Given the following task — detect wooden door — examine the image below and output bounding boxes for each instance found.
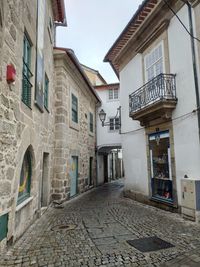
[70,156,78,197]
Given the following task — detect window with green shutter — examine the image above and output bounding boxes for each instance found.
[89,112,94,133]
[0,213,8,241]
[17,149,32,205]
[22,33,32,108]
[44,74,49,110]
[72,94,78,123]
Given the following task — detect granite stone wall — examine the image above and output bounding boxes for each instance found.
[52,51,98,202]
[0,0,55,250]
[0,1,98,251]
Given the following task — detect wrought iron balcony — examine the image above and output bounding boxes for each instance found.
[129,74,177,126]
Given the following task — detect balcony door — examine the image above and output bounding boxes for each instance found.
[145,42,164,82]
[149,131,173,203]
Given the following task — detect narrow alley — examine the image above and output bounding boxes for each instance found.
[1,180,200,267]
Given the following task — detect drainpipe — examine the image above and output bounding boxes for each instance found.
[185,1,200,142]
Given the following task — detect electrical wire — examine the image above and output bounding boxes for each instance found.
[162,0,200,43]
[120,107,199,135]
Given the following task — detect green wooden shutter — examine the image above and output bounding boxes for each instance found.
[44,74,49,109]
[22,34,32,108]
[0,213,8,241]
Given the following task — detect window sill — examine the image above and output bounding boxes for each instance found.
[89,131,94,137]
[108,130,120,133]
[69,120,79,132]
[107,99,119,102]
[16,196,33,212]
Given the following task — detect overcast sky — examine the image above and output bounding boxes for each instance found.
[56,0,142,84]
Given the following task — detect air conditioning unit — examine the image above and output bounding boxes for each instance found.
[181,178,200,221]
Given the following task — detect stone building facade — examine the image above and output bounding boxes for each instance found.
[0,0,99,250]
[52,48,100,201]
[0,0,65,250]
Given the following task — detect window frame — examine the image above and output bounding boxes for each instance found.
[89,112,94,133]
[22,32,33,108]
[109,117,120,132]
[71,93,78,123]
[144,41,165,82]
[108,88,119,101]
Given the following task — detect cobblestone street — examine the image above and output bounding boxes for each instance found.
[1,180,200,267]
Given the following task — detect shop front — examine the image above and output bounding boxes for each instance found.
[149,130,174,205]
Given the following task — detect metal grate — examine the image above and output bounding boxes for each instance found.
[127,236,174,252]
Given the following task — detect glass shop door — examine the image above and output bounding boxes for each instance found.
[149,131,173,203]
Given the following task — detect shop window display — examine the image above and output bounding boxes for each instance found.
[149,131,173,203]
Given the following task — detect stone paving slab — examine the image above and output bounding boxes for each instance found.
[1,180,200,266]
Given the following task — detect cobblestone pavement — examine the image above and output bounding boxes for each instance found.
[1,180,200,267]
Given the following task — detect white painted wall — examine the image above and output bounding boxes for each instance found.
[168,5,200,204]
[96,89,121,148]
[120,4,200,205]
[120,54,149,195]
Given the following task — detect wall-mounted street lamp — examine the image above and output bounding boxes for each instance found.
[98,106,121,130]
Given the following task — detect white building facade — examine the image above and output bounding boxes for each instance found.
[95,83,122,185]
[81,65,123,185]
[105,0,200,220]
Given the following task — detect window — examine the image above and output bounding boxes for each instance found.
[109,117,120,131]
[44,74,49,110]
[71,93,78,123]
[108,88,119,100]
[89,112,94,133]
[0,8,2,28]
[17,149,32,205]
[145,43,164,81]
[22,33,32,108]
[149,131,173,203]
[0,2,3,28]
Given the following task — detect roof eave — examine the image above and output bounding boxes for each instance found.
[52,0,67,26]
[54,47,101,103]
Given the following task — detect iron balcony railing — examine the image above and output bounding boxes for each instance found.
[129,74,177,114]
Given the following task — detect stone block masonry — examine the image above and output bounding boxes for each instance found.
[52,50,98,202]
[0,0,99,251]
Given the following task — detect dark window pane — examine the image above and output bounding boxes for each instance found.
[115,118,120,130]
[109,118,114,131]
[90,112,93,132]
[71,94,78,123]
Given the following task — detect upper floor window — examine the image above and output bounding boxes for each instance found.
[17,149,32,205]
[72,93,78,123]
[22,33,32,108]
[0,2,3,29]
[44,74,49,110]
[108,88,119,100]
[109,117,120,131]
[145,43,164,82]
[89,112,94,133]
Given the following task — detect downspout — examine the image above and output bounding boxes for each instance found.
[186,1,200,142]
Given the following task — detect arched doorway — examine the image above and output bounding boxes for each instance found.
[17,148,32,205]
